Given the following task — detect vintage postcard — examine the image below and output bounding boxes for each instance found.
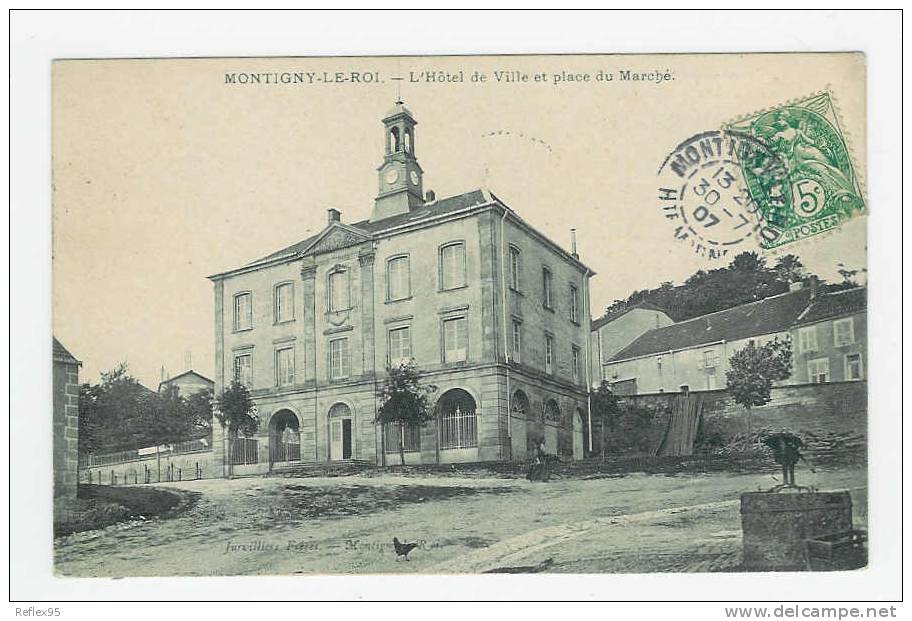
[51,53,868,577]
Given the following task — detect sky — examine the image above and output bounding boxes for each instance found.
[52,54,867,389]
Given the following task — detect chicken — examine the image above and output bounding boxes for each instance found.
[393,537,419,561]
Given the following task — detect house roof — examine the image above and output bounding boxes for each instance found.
[240,189,490,269]
[609,288,814,362]
[158,369,214,391]
[211,188,593,279]
[795,286,867,326]
[52,337,80,365]
[592,301,668,331]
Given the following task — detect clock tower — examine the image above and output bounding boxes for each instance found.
[372,101,424,222]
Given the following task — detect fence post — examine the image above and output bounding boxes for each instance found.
[178,467,182,481]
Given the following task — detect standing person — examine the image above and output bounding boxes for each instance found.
[527,438,547,482]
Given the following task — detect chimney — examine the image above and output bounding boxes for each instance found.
[425,190,436,203]
[160,366,168,382]
[184,350,192,370]
[808,275,819,297]
[570,228,579,259]
[327,208,341,224]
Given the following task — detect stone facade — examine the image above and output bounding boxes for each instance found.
[208,104,592,475]
[53,337,80,517]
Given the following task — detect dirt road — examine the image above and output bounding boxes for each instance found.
[54,467,866,576]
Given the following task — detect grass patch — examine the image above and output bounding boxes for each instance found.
[54,485,199,538]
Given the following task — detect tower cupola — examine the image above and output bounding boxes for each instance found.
[372,101,424,222]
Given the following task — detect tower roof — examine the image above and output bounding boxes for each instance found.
[383,100,415,122]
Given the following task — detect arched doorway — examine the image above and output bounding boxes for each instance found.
[328,403,353,460]
[573,409,585,460]
[269,409,301,467]
[511,390,531,460]
[437,389,477,450]
[543,399,561,455]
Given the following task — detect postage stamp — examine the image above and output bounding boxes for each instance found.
[724,92,866,250]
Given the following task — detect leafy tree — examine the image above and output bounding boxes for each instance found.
[214,380,258,439]
[78,364,215,456]
[214,380,258,478]
[589,380,621,460]
[184,388,214,439]
[725,339,793,439]
[376,361,437,465]
[774,254,806,284]
[600,251,814,322]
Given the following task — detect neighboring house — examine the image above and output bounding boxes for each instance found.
[208,102,593,471]
[603,285,817,394]
[790,287,867,384]
[53,337,80,516]
[590,302,674,388]
[158,369,214,397]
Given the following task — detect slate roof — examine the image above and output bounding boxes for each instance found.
[592,301,669,331]
[795,286,867,326]
[609,288,814,361]
[52,337,80,365]
[246,189,490,268]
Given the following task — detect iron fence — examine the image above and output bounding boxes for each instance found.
[229,437,259,465]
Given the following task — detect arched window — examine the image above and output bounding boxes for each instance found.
[404,129,412,153]
[387,255,410,301]
[439,242,466,290]
[390,127,401,152]
[328,269,350,311]
[544,399,561,423]
[438,388,477,449]
[509,245,522,290]
[511,390,530,419]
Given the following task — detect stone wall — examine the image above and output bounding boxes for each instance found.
[53,359,80,516]
[617,381,867,461]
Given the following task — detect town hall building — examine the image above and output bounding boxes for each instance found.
[209,102,593,474]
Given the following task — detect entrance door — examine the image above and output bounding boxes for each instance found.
[330,418,353,460]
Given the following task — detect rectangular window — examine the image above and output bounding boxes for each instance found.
[572,345,581,383]
[387,256,411,301]
[329,338,351,379]
[388,326,412,366]
[798,326,818,353]
[440,242,466,290]
[509,246,521,290]
[512,320,522,363]
[274,283,294,323]
[275,347,295,386]
[845,353,864,380]
[384,423,421,453]
[329,270,350,312]
[807,357,830,383]
[833,318,855,347]
[443,317,468,363]
[233,353,252,387]
[569,284,579,323]
[545,334,554,374]
[234,292,252,331]
[703,349,720,369]
[542,267,553,309]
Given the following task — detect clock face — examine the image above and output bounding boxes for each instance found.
[385,168,400,185]
[409,170,419,186]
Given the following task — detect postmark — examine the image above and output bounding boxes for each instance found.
[657,130,787,259]
[725,92,865,249]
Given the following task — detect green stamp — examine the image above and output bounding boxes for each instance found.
[725,92,865,249]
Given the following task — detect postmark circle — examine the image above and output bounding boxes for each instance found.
[657,130,788,259]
